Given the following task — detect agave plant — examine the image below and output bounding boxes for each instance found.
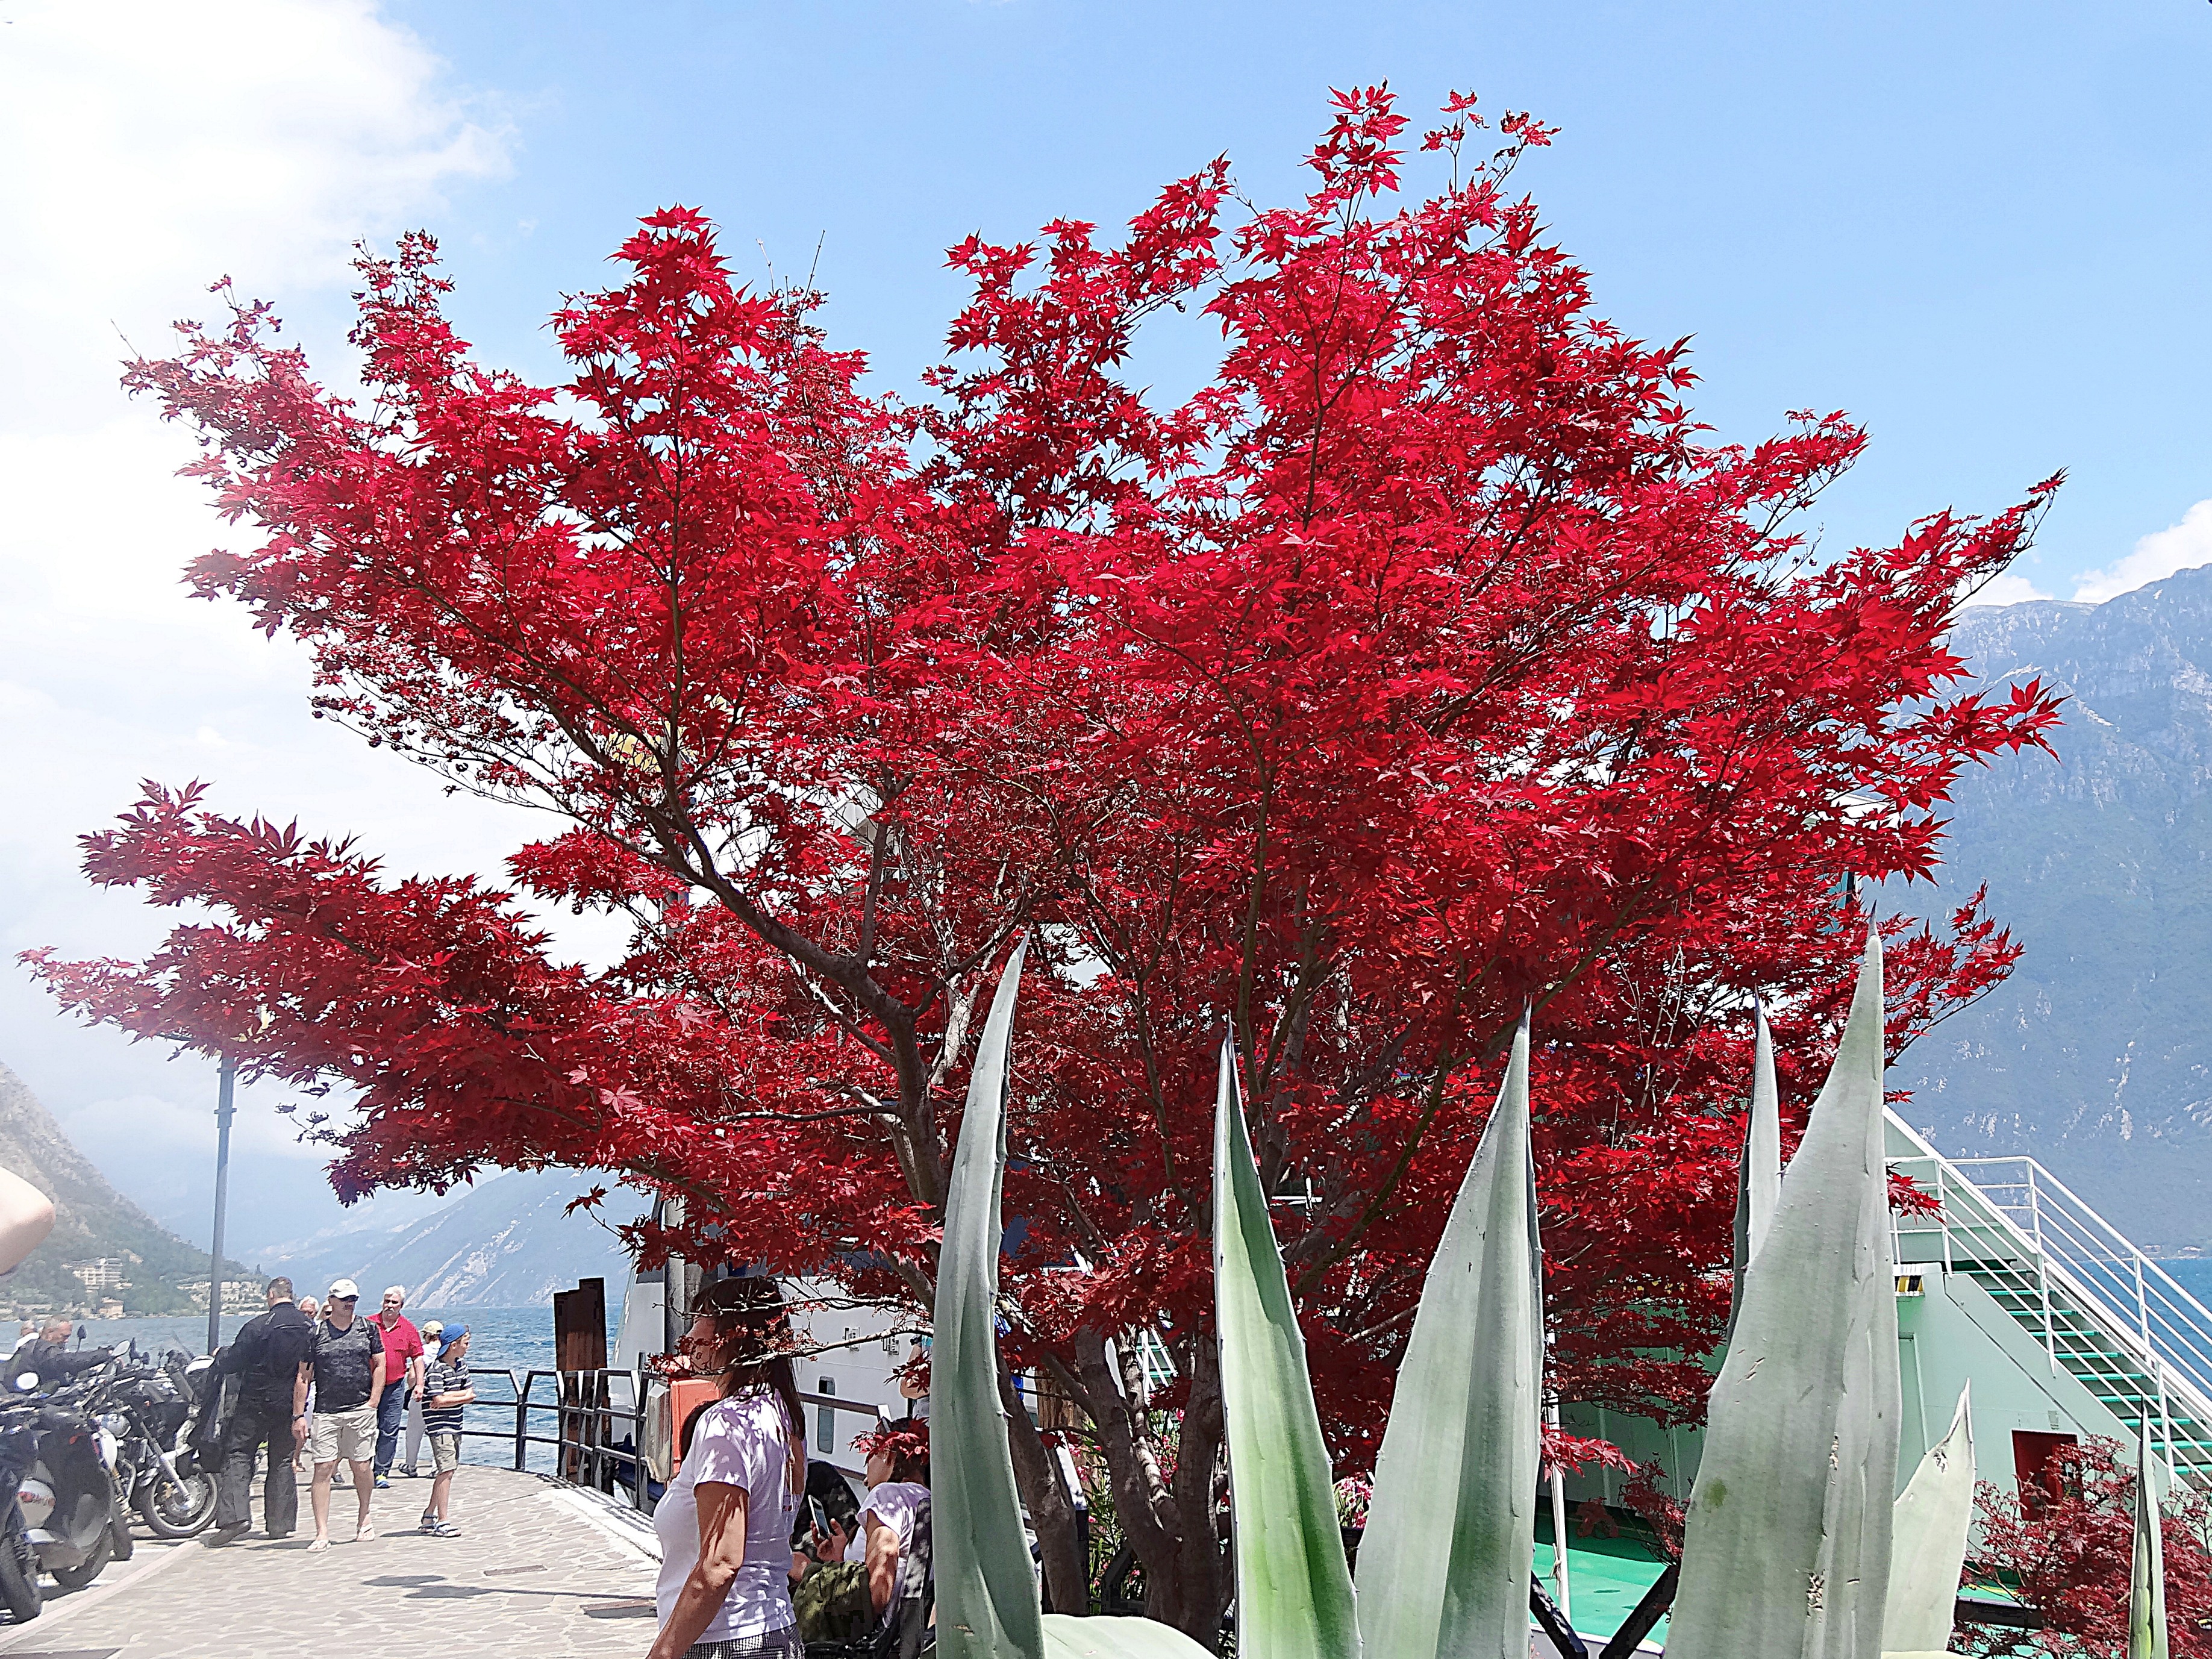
[2133,1423,2169,1659]
[932,938,1217,1659]
[1213,1014,1544,1659]
[1667,933,1902,1659]
[941,929,1939,1659]
[1881,1386,1973,1659]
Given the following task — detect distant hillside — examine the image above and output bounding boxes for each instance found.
[257,1168,635,1308]
[0,1060,255,1315]
[1893,564,2212,1251]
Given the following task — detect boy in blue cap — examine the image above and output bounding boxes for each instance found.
[419,1325,473,1536]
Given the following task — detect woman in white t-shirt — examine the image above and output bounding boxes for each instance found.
[850,1423,931,1620]
[648,1278,809,1659]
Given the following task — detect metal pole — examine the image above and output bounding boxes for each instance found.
[1546,1397,1571,1628]
[2027,1164,2057,1374]
[205,1055,237,1355]
[661,1197,688,1358]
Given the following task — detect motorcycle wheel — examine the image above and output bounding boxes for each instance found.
[135,1471,216,1539]
[0,1525,39,1624]
[49,1528,111,1592]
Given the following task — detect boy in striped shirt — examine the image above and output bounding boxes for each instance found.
[419,1326,473,1536]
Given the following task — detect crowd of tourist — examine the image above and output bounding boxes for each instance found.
[0,1201,935,1659]
[204,1277,472,1549]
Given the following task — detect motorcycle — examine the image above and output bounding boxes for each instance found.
[87,1346,215,1540]
[0,1409,43,1624]
[0,1378,123,1600]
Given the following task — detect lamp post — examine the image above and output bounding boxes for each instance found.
[205,1055,236,1355]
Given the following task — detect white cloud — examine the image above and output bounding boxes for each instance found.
[0,0,510,431]
[2073,499,2212,604]
[0,3,549,1240]
[1963,572,2055,608]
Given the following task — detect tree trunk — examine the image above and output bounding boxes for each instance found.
[1154,1337,1231,1643]
[1072,1328,1233,1645]
[1004,1369,1090,1617]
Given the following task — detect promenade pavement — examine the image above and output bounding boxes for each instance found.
[0,1466,665,1658]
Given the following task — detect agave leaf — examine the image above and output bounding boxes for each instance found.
[1355,1012,1540,1659]
[1043,1615,1217,1659]
[1213,1034,1361,1659]
[934,939,1046,1659]
[2132,1424,2169,1659]
[1726,1002,1782,1341]
[1667,932,1902,1659]
[1882,1386,1973,1655]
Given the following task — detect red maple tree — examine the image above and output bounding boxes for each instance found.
[1963,1437,2212,1658]
[30,89,2061,1634]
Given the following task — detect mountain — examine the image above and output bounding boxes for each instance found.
[0,1059,255,1315]
[255,1167,636,1308]
[1892,564,2212,1251]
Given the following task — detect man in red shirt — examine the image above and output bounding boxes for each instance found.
[369,1285,426,1489]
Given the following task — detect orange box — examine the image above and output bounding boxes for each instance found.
[669,1377,722,1468]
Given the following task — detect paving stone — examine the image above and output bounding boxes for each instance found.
[0,1468,662,1657]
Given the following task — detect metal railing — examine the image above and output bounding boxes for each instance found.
[454,1372,883,1512]
[1887,1115,2212,1489]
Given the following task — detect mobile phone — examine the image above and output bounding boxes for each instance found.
[808,1496,830,1540]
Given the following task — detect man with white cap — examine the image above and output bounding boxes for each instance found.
[367,1284,424,1489]
[295,1277,386,1550]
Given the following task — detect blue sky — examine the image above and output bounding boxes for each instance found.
[0,0,2206,1257]
[384,0,2212,600]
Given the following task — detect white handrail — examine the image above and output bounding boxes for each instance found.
[1940,1158,2212,1398]
[1886,1122,2212,1481]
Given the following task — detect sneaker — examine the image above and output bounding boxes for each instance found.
[399,1464,418,1478]
[203,1522,250,1548]
[426,1520,461,1539]
[374,1476,392,1490]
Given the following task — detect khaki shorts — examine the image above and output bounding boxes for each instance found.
[430,1431,460,1475]
[311,1405,376,1465]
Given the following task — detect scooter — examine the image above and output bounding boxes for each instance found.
[5,1376,126,1595]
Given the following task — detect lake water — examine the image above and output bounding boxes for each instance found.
[67,1304,623,1476]
[2155,1257,2212,1311]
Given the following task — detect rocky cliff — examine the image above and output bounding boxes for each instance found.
[1895,564,2212,1250]
[253,1167,634,1308]
[0,1060,253,1313]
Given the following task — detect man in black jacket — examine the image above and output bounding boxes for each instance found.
[17,1317,111,1391]
[206,1276,315,1544]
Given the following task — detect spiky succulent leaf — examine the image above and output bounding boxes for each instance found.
[934,940,1046,1659]
[1213,1035,1361,1659]
[2132,1425,2169,1659]
[1356,1013,1540,1659]
[1882,1386,1973,1655]
[1667,933,1902,1659]
[1727,1002,1782,1341]
[1043,1616,1217,1659]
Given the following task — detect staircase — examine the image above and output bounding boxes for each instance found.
[1887,1113,2212,1490]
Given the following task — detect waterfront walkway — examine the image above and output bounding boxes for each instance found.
[0,1467,664,1658]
